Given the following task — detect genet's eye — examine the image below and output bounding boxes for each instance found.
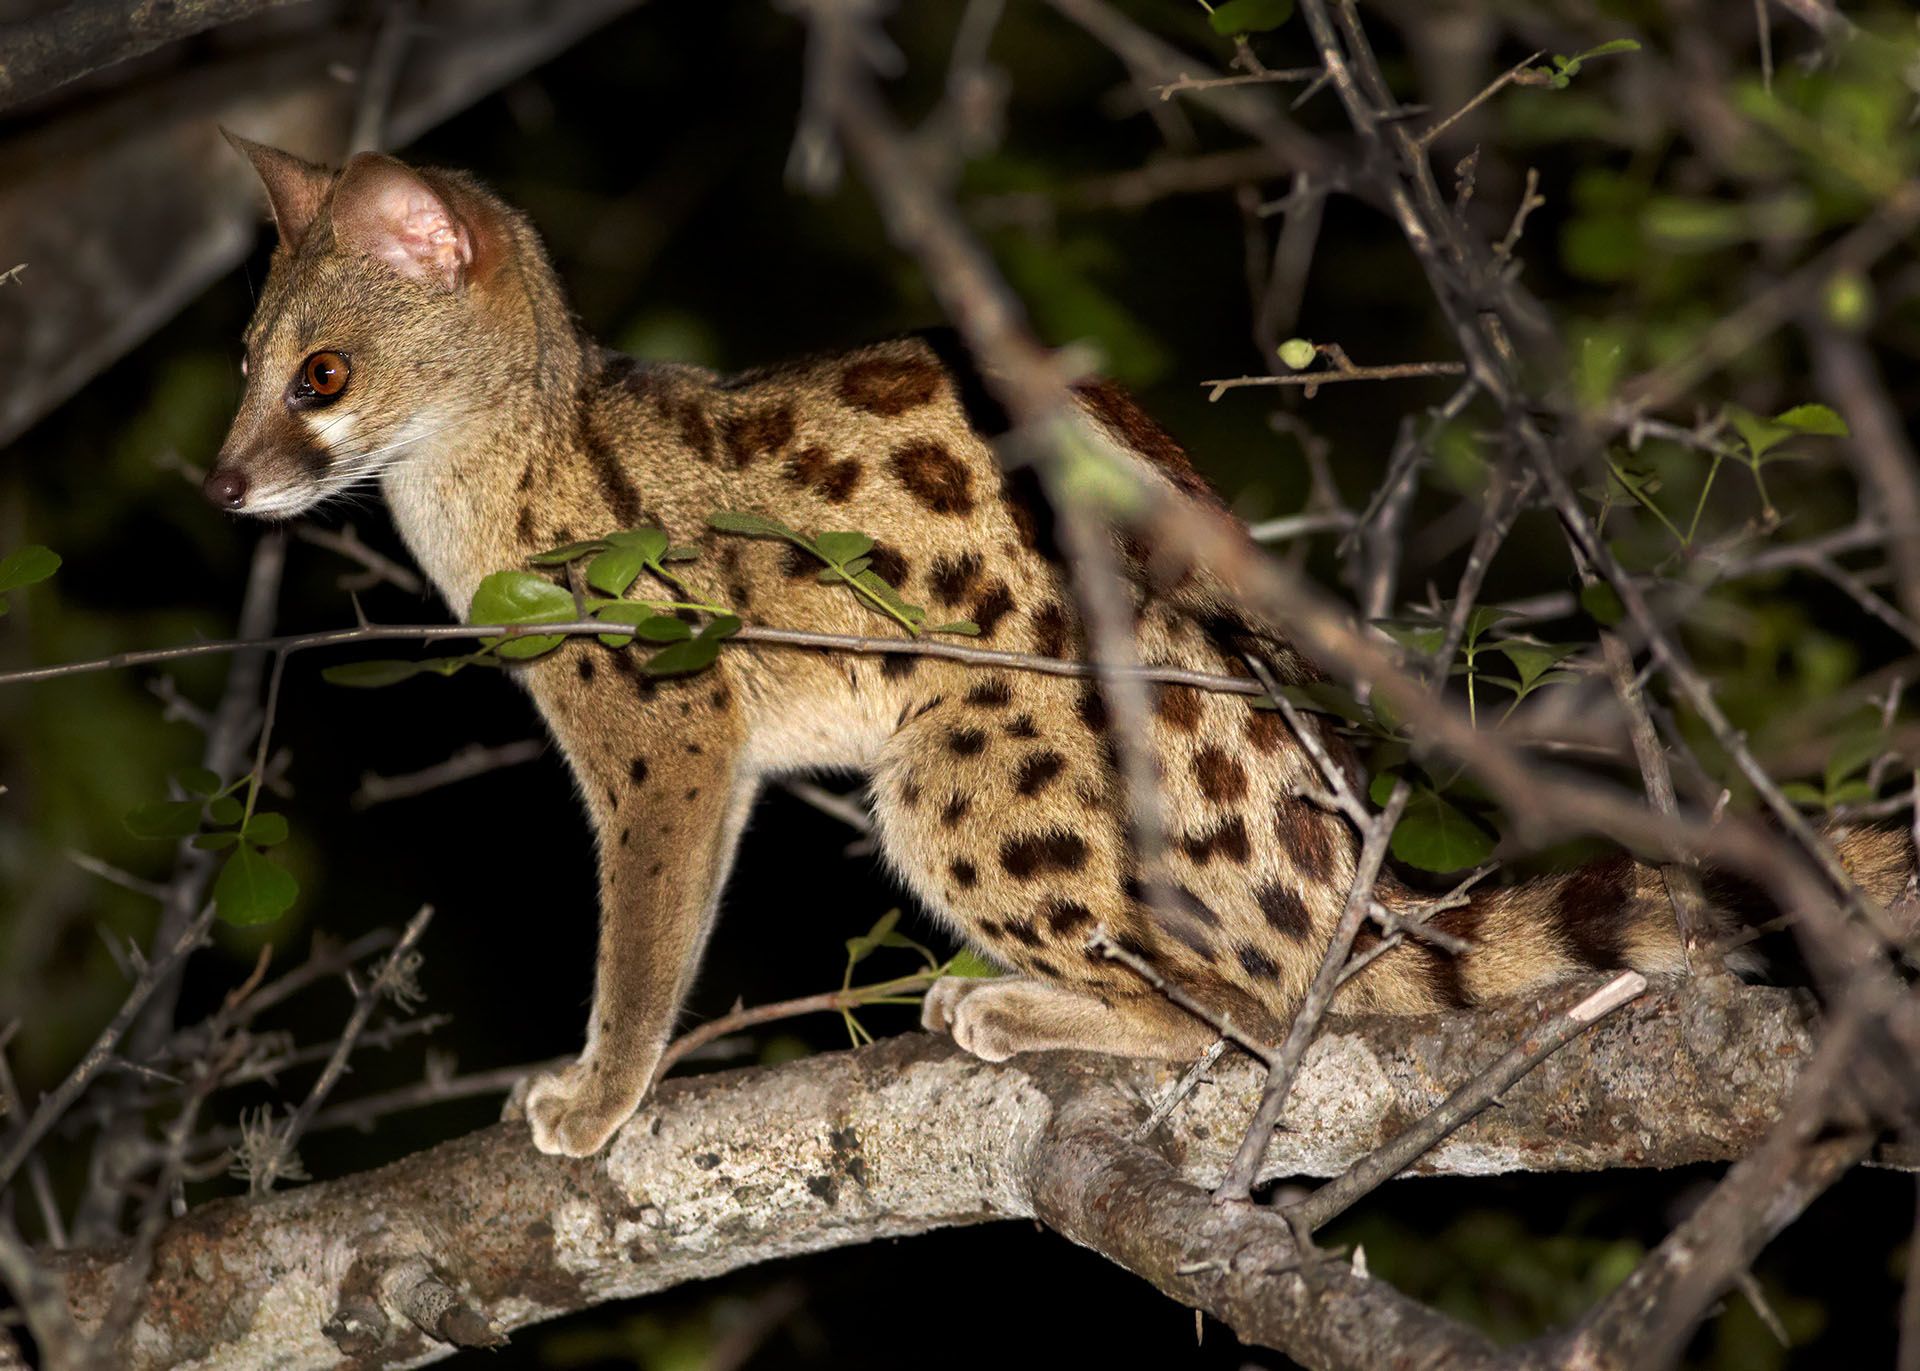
[298,350,350,401]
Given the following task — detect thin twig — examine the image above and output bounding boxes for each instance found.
[1290,971,1646,1231]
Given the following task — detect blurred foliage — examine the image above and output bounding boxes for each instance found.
[4,0,1920,1366]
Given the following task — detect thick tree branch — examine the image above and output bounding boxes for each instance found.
[42,985,1884,1369]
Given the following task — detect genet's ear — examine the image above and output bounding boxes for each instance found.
[329,152,474,291]
[221,129,334,251]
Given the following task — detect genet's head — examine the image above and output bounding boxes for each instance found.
[207,133,523,519]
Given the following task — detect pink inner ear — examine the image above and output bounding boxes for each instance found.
[332,156,474,289]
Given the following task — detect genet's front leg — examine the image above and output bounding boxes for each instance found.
[523,652,753,1157]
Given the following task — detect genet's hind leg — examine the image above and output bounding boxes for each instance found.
[924,975,1216,1063]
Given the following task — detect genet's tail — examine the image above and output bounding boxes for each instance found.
[1341,825,1915,1014]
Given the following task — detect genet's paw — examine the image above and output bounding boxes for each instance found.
[524,1058,642,1157]
[920,974,983,1036]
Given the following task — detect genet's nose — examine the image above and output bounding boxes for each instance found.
[203,467,249,509]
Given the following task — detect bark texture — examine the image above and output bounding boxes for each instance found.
[43,984,1862,1370]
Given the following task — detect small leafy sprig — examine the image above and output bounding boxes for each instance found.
[1587,402,1849,551]
[1526,39,1641,90]
[708,512,978,636]
[324,525,742,686]
[125,768,297,925]
[838,908,996,1046]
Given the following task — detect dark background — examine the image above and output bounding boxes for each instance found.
[4,1,1918,1366]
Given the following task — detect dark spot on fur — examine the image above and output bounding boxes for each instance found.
[722,403,795,469]
[1005,714,1038,739]
[950,859,978,889]
[784,444,862,502]
[999,919,1045,949]
[965,678,1012,708]
[630,757,649,785]
[882,655,919,681]
[1194,746,1248,803]
[1015,750,1066,797]
[781,544,818,579]
[618,827,631,847]
[577,656,596,683]
[1155,685,1202,732]
[867,542,910,586]
[969,581,1016,638]
[1076,686,1110,733]
[1182,815,1251,866]
[889,441,974,515]
[685,787,700,801]
[1278,796,1342,883]
[998,464,1061,561]
[930,552,983,607]
[1000,831,1089,879]
[941,795,971,827]
[900,778,921,808]
[1257,882,1313,941]
[1554,853,1632,967]
[666,396,715,463]
[1032,602,1072,659]
[1237,944,1280,979]
[1044,898,1094,936]
[839,354,944,416]
[1246,708,1289,753]
[948,727,988,757]
[711,685,732,710]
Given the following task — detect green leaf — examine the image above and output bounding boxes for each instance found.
[661,544,702,563]
[593,602,695,648]
[853,570,924,623]
[1375,620,1447,656]
[708,511,800,540]
[1824,726,1885,791]
[813,531,874,566]
[469,570,575,661]
[0,544,60,594]
[192,831,239,851]
[846,909,904,967]
[1391,788,1498,873]
[1724,404,1793,461]
[1208,0,1293,36]
[1580,581,1625,627]
[125,800,203,840]
[1368,770,1401,808]
[175,767,223,797]
[243,812,289,847]
[322,659,427,688]
[528,539,607,566]
[1463,605,1519,648]
[942,949,1000,979]
[929,620,981,636]
[1772,403,1849,438]
[643,615,740,677]
[608,527,671,561]
[585,547,646,597]
[1279,681,1369,726]
[1780,781,1825,807]
[1497,640,1584,690]
[1828,779,1877,807]
[206,795,244,826]
[1574,38,1642,60]
[213,845,299,926]
[585,528,674,598]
